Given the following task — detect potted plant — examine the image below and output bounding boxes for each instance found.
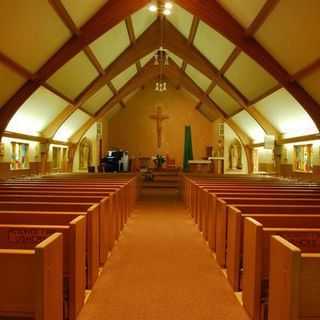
[153,154,166,169]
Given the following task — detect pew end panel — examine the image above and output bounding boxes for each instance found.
[269,236,320,320]
[226,205,244,292]
[215,199,230,267]
[208,193,217,251]
[242,218,264,320]
[0,233,63,320]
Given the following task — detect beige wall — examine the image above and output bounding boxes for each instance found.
[106,84,214,167]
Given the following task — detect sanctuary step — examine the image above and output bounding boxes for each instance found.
[140,169,181,191]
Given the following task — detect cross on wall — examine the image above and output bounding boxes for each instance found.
[149,105,169,148]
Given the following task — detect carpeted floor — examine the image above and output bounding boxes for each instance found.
[78,192,250,320]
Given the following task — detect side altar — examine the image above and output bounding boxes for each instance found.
[189,157,224,175]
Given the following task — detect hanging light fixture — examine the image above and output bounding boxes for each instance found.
[153,47,169,66]
[148,1,173,16]
[149,1,171,92]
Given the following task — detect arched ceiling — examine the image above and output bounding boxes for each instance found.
[0,0,319,145]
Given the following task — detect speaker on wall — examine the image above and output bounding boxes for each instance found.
[264,135,275,149]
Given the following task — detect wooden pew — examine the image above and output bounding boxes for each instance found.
[242,218,320,320]
[200,191,320,252]
[189,184,320,229]
[268,235,320,320]
[0,176,136,220]
[0,185,126,237]
[0,194,114,264]
[216,199,320,268]
[0,215,86,320]
[0,202,99,288]
[226,204,320,291]
[0,233,63,320]
[0,179,136,260]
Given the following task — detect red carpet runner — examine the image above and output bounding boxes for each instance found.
[78,193,250,320]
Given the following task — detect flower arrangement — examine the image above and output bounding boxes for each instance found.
[152,154,166,169]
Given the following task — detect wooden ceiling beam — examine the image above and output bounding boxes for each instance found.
[248,83,282,105]
[78,107,93,117]
[95,62,159,120]
[50,0,129,111]
[83,47,105,75]
[107,82,127,109]
[75,20,161,106]
[126,16,143,72]
[205,0,278,98]
[48,0,80,35]
[164,61,226,119]
[179,16,199,82]
[175,0,320,130]
[69,118,96,143]
[246,108,280,138]
[0,0,149,136]
[195,103,213,122]
[163,20,249,107]
[42,83,74,104]
[188,16,200,44]
[41,104,77,138]
[43,21,161,139]
[71,59,253,146]
[125,17,136,43]
[245,0,280,36]
[2,130,71,146]
[0,52,33,79]
[220,47,241,75]
[293,58,320,81]
[225,119,252,146]
[70,61,160,143]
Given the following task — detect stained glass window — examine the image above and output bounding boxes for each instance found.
[10,142,29,170]
[294,144,312,172]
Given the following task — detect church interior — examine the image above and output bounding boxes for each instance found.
[0,1,319,319]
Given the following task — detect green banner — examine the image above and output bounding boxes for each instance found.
[183,125,193,171]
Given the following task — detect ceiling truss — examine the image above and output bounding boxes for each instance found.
[0,0,318,149]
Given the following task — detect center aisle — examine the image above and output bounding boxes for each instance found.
[78,192,250,320]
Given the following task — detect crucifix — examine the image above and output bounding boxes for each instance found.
[149,105,169,148]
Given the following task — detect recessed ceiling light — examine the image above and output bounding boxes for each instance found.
[148,4,158,12]
[164,2,173,10]
[163,8,171,16]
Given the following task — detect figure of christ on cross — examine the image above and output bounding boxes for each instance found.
[149,105,169,148]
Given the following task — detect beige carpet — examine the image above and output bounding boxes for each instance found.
[78,192,250,320]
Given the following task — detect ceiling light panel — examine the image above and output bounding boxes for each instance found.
[82,84,114,115]
[194,21,235,69]
[6,86,68,136]
[47,51,99,100]
[132,5,157,38]
[166,4,193,38]
[90,21,130,69]
[0,62,26,109]
[111,65,138,91]
[61,0,108,28]
[185,65,211,92]
[0,0,71,73]
[224,52,278,100]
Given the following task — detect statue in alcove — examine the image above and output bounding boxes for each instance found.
[228,139,242,170]
[79,137,92,170]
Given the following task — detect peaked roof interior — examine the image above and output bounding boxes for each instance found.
[0,0,319,145]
